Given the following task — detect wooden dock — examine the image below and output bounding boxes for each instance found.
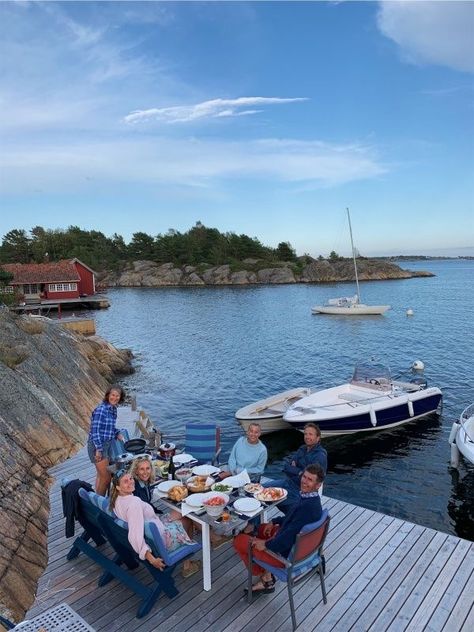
[25,409,474,632]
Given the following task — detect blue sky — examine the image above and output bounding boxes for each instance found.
[0,1,473,257]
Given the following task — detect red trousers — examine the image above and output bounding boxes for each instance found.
[234,524,285,576]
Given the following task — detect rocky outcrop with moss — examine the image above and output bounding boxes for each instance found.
[0,310,133,624]
[99,257,433,288]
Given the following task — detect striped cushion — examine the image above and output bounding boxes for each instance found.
[185,423,218,464]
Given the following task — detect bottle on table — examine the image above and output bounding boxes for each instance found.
[168,456,176,480]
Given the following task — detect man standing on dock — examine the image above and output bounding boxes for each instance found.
[265,422,327,513]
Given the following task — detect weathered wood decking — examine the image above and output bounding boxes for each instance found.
[26,410,473,632]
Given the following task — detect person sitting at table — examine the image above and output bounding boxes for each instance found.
[218,423,267,482]
[264,422,327,513]
[233,463,324,596]
[129,455,163,514]
[110,469,201,577]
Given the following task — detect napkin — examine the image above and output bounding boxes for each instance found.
[223,470,251,488]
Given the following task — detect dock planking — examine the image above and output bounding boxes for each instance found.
[25,407,473,631]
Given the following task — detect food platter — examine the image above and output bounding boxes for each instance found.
[157,480,181,493]
[243,483,263,495]
[254,487,288,502]
[233,497,261,513]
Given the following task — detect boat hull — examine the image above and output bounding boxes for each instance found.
[283,385,442,436]
[312,304,390,315]
[455,416,474,465]
[236,387,311,435]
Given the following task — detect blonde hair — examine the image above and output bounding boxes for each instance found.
[129,456,155,485]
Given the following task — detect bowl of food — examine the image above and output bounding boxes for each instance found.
[187,475,212,493]
[203,493,229,517]
[211,482,233,493]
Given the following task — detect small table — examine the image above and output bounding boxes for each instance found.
[154,488,282,591]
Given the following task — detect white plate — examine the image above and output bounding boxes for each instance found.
[174,453,195,466]
[185,492,209,508]
[234,497,261,513]
[192,464,220,476]
[157,480,182,493]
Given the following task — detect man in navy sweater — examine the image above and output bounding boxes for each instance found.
[264,422,327,513]
[234,463,325,596]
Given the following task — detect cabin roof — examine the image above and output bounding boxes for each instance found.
[1,260,82,284]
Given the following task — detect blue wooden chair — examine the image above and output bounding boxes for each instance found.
[66,488,201,618]
[184,422,221,465]
[247,509,330,631]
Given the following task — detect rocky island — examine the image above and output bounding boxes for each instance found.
[0,310,133,624]
[99,257,433,288]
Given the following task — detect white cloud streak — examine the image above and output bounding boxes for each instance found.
[123,97,308,124]
[0,136,386,195]
[377,1,474,73]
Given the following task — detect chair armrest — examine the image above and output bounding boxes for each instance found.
[247,537,290,568]
[262,548,291,568]
[212,447,222,465]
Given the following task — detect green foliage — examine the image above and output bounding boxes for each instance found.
[0,221,299,270]
[275,241,297,262]
[329,250,341,262]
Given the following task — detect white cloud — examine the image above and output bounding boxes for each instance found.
[123,97,308,124]
[377,1,474,72]
[0,135,386,195]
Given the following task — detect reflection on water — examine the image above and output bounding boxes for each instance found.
[88,260,474,541]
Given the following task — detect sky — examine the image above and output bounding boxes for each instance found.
[0,1,473,258]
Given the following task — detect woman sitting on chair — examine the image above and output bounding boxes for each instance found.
[109,469,201,577]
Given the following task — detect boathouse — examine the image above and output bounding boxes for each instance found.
[0,258,96,302]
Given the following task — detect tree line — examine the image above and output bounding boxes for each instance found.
[0,222,299,271]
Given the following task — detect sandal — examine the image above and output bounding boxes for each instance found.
[182,559,201,578]
[244,575,276,596]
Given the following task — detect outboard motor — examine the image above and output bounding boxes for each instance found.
[410,376,428,390]
[410,360,427,389]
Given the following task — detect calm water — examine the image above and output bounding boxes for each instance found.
[89,260,474,540]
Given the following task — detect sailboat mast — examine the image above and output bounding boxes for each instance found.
[346,207,361,303]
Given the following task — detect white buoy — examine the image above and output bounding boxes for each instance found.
[406,308,414,316]
[412,360,425,372]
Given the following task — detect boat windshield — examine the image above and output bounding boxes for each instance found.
[327,295,358,307]
[351,361,392,390]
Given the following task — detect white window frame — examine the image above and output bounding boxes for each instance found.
[0,285,14,294]
[48,283,78,292]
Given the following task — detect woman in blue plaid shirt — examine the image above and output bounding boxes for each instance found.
[87,385,125,495]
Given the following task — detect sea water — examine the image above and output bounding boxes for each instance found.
[90,259,474,540]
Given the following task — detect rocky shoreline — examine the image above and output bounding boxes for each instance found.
[98,258,433,288]
[0,310,133,624]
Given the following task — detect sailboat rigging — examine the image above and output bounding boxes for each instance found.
[312,208,391,315]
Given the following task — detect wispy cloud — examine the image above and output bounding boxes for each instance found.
[0,135,386,195]
[377,1,474,73]
[123,97,308,124]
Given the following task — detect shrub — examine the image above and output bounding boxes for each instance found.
[0,343,29,368]
[18,318,45,335]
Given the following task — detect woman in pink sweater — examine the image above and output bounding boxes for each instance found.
[109,470,200,578]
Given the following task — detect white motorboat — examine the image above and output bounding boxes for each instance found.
[312,208,391,316]
[235,387,312,434]
[283,360,442,436]
[449,404,474,466]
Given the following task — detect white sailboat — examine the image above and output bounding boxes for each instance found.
[312,208,391,316]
